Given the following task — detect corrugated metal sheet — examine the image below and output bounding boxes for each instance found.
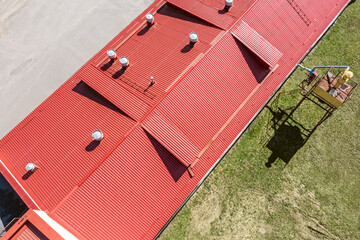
[0,80,135,211]
[55,126,190,240]
[94,4,222,107]
[78,65,150,121]
[167,0,258,30]
[14,222,48,240]
[156,32,268,149]
[241,0,311,55]
[231,20,283,67]
[142,110,200,166]
[0,0,352,239]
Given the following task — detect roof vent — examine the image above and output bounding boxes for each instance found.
[25,163,36,171]
[189,32,198,46]
[224,0,233,11]
[107,49,117,61]
[146,13,154,27]
[92,130,104,141]
[150,76,155,86]
[120,56,129,69]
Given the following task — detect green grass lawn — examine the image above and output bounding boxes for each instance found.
[160,1,360,239]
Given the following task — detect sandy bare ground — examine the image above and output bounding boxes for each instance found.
[0,0,153,138]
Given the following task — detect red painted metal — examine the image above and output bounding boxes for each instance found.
[55,126,189,240]
[167,0,258,30]
[12,223,48,240]
[0,79,135,211]
[156,32,268,149]
[79,64,150,121]
[3,210,63,240]
[142,110,200,166]
[93,4,223,107]
[0,0,352,239]
[231,20,283,67]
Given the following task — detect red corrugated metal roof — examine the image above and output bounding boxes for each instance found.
[0,0,351,239]
[3,210,63,240]
[13,223,47,240]
[79,64,150,121]
[141,110,200,166]
[92,4,223,107]
[55,125,189,240]
[167,0,258,30]
[0,78,135,211]
[231,20,283,67]
[156,32,268,149]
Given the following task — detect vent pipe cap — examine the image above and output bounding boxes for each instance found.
[146,13,154,23]
[120,56,129,67]
[26,163,35,171]
[189,32,198,43]
[225,0,233,7]
[107,49,116,59]
[92,130,104,141]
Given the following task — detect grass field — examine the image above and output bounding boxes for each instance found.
[160,1,360,239]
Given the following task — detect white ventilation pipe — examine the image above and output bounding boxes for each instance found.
[225,0,233,7]
[225,0,233,10]
[107,49,117,61]
[146,13,154,26]
[26,163,35,171]
[92,130,104,141]
[298,64,350,74]
[189,32,198,46]
[120,56,129,69]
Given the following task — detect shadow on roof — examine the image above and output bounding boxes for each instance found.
[180,44,194,53]
[233,37,269,83]
[137,26,151,36]
[85,140,100,152]
[144,130,187,182]
[72,81,133,120]
[158,4,218,28]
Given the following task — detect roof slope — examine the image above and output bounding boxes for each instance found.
[168,0,258,29]
[0,0,351,239]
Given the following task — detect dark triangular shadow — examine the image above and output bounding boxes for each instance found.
[72,81,133,120]
[144,130,187,182]
[233,36,269,83]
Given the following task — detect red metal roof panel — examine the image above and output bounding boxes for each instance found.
[0,0,352,239]
[3,210,64,240]
[167,0,257,30]
[14,223,48,240]
[93,4,223,107]
[0,79,135,211]
[241,0,312,55]
[78,64,150,121]
[156,32,269,149]
[231,20,283,67]
[141,110,200,166]
[55,126,189,240]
